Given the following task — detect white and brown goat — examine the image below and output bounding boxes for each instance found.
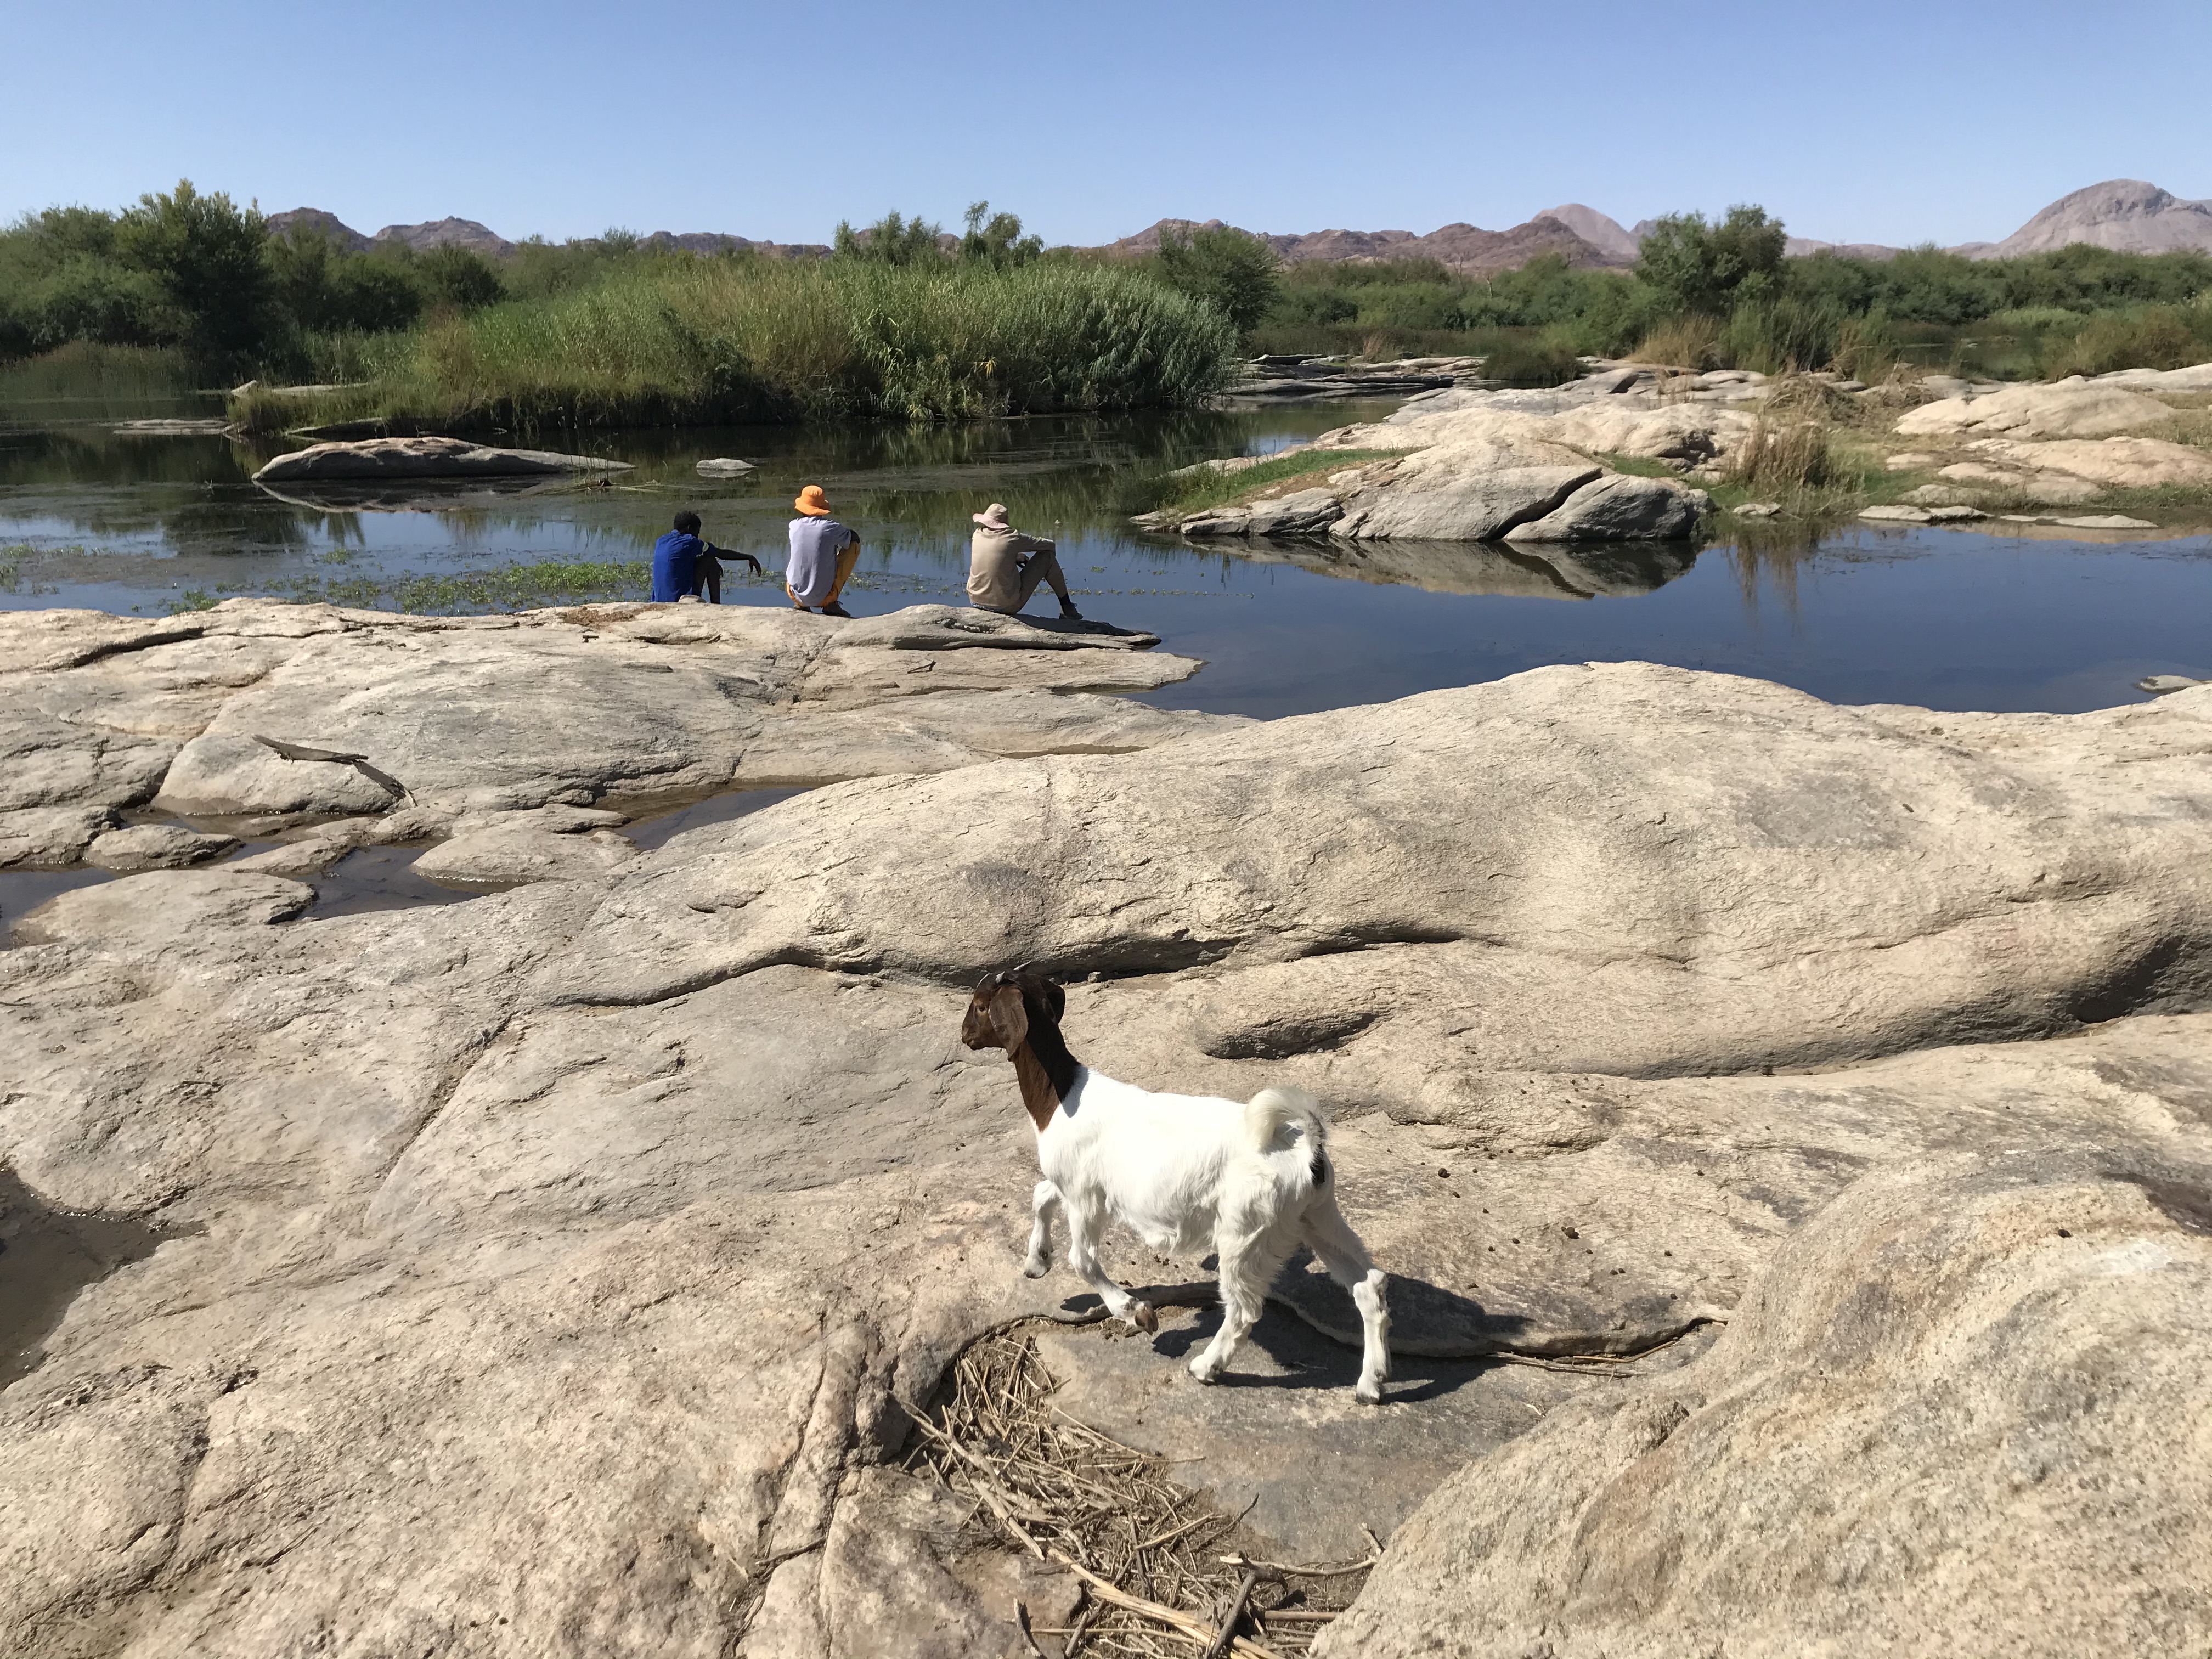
[960,968,1391,1403]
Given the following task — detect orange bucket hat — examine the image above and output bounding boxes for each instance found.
[793,484,833,517]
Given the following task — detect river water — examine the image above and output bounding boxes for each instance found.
[5,396,2208,719]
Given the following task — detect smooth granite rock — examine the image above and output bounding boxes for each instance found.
[4,666,2211,1658]
[1895,381,2180,441]
[1315,1153,2212,1659]
[83,823,240,872]
[0,600,1228,861]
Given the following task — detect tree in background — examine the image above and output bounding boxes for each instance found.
[1635,205,1786,316]
[1154,224,1280,337]
[832,211,946,266]
[959,201,1042,268]
[114,180,269,352]
[416,244,507,311]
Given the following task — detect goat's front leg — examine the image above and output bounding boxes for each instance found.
[1023,1180,1062,1279]
[1066,1205,1156,1333]
[1189,1231,1280,1386]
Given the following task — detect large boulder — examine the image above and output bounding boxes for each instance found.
[1314,1153,2212,1659]
[1503,472,1707,541]
[1330,452,1602,539]
[1895,380,2179,440]
[252,436,636,483]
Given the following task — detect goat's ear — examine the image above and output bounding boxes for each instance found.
[986,983,1029,1049]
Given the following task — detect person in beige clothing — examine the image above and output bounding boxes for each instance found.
[967,503,1080,620]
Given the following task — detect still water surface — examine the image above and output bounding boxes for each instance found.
[3,392,2207,720]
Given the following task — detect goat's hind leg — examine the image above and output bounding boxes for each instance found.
[1066,1206,1156,1333]
[1304,1193,1392,1404]
[1188,1230,1281,1386]
[1023,1180,1062,1279]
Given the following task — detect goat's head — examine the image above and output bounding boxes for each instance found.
[960,964,1064,1054]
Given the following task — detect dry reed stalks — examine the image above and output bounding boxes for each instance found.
[903,1328,1374,1657]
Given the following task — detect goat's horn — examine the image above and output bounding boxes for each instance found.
[1011,960,1040,978]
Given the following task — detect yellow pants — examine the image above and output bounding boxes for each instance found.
[788,543,861,609]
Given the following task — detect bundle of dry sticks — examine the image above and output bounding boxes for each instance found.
[902,1328,1380,1658]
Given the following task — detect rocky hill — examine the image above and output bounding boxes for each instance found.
[1103,209,1633,271]
[1982,178,2212,257]
[263,209,827,261]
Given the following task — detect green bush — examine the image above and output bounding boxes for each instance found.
[1635,206,1787,315]
[2042,305,2212,377]
[1151,225,1282,337]
[115,180,270,352]
[1480,332,1583,385]
[1720,294,1847,374]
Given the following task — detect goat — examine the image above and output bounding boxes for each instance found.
[960,967,1392,1403]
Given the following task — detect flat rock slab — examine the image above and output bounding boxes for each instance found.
[252,435,635,483]
[0,600,1224,865]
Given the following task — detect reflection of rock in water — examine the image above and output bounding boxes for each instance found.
[255,476,581,515]
[1237,535,1700,600]
[0,1169,170,1389]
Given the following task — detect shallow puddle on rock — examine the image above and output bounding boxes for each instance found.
[0,867,114,945]
[0,1167,171,1388]
[621,786,809,852]
[292,844,486,917]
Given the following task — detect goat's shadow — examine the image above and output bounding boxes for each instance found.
[1049,1250,1534,1404]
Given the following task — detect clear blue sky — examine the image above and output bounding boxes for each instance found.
[5,0,2206,250]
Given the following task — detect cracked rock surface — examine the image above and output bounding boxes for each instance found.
[3,665,2210,1656]
[0,598,1229,870]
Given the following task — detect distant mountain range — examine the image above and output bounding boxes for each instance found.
[264,180,2212,273]
[1108,180,2212,270]
[262,209,829,261]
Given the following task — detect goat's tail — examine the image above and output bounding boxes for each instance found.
[1244,1086,1327,1163]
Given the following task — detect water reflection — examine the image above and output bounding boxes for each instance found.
[1237,537,1700,600]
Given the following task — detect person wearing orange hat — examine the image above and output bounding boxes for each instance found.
[785,485,861,617]
[967,502,1080,620]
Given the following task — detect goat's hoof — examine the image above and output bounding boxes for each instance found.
[1021,1258,1049,1280]
[1189,1355,1222,1385]
[1356,1379,1386,1405]
[1130,1300,1158,1335]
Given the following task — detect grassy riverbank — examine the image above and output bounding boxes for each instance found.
[234,258,1239,434]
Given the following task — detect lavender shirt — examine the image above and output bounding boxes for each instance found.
[786,516,856,605]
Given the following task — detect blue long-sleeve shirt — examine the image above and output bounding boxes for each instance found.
[650,531,703,602]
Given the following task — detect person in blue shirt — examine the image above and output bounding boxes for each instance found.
[651,510,760,603]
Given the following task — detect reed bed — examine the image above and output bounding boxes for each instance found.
[240,258,1239,435]
[902,1328,1374,1657]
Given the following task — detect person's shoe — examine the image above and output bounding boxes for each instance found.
[821,600,853,619]
[1058,599,1084,621]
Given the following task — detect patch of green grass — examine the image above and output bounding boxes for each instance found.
[235,557,670,614]
[163,588,219,613]
[1136,448,1402,516]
